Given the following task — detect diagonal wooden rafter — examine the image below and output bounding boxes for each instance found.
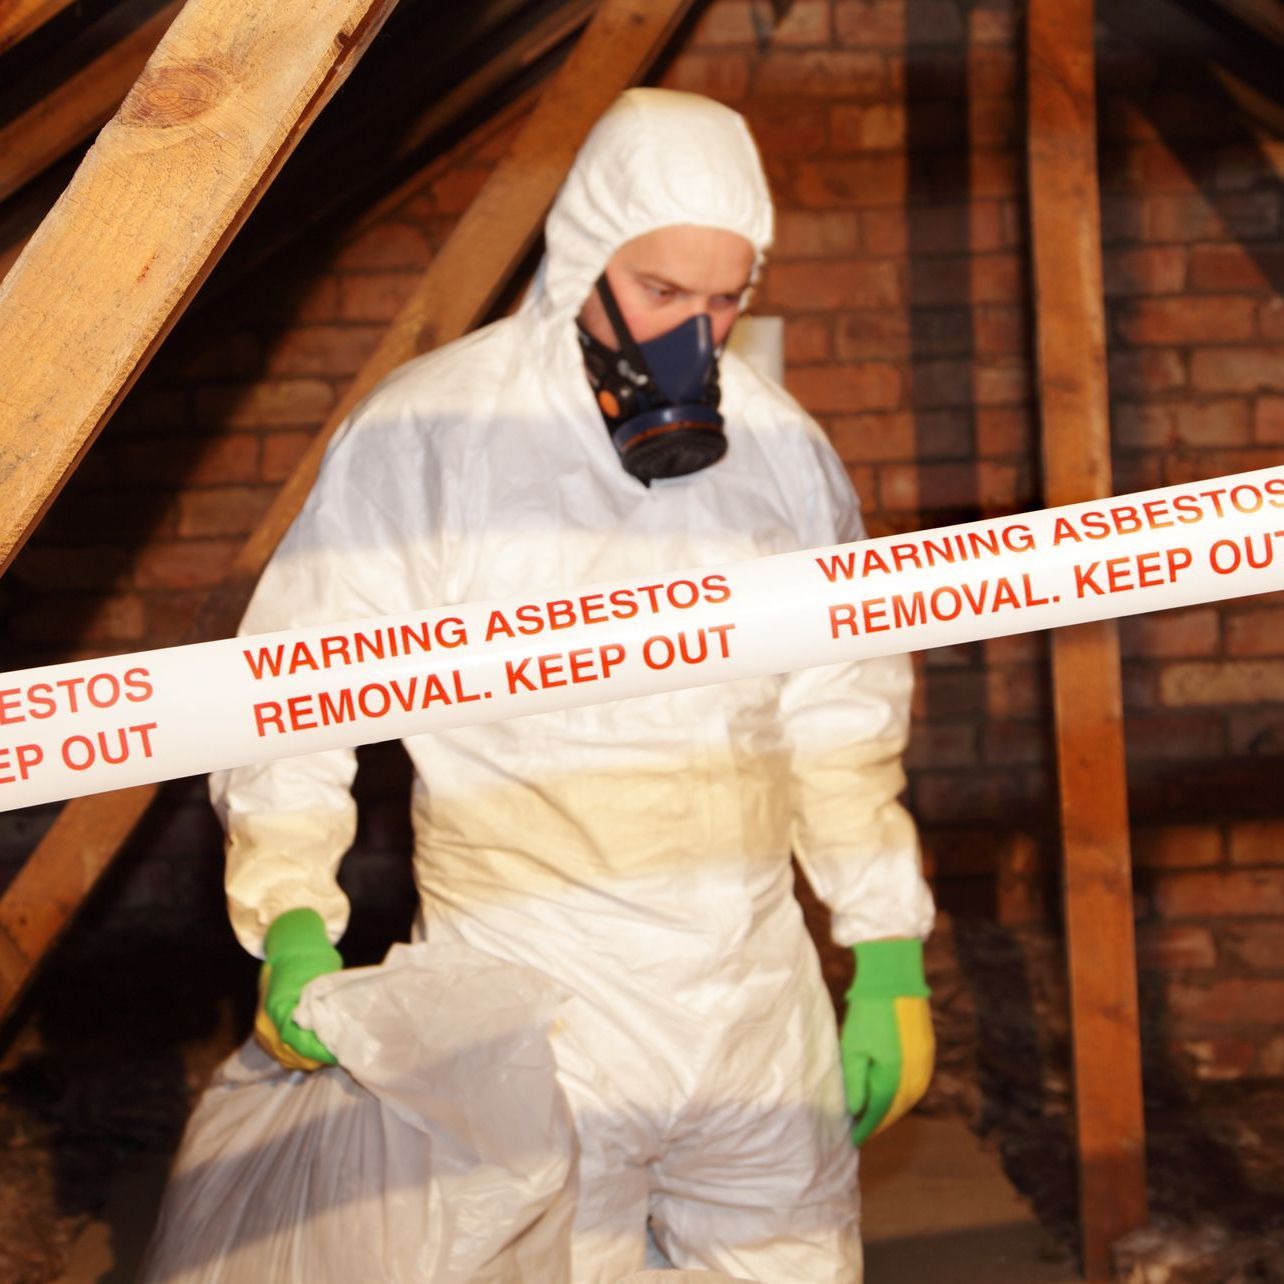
[0,0,77,55]
[1027,0,1148,1278]
[0,1,185,207]
[0,0,404,579]
[0,0,704,1023]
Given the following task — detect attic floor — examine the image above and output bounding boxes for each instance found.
[0,910,1279,1283]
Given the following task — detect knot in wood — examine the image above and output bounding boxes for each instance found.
[120,61,225,127]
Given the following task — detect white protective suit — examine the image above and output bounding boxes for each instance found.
[211,88,934,1284]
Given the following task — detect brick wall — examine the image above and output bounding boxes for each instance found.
[1,0,1281,1078]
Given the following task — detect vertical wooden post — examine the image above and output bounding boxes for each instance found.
[1026,0,1148,1278]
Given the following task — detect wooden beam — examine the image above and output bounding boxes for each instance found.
[0,0,76,55]
[0,2,184,207]
[1027,1,1148,1279]
[0,0,403,579]
[0,0,702,1023]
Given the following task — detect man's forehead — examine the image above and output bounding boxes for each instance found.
[610,224,756,282]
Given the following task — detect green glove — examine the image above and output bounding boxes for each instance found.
[255,908,343,1072]
[841,938,934,1145]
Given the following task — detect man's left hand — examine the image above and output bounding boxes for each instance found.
[841,938,934,1145]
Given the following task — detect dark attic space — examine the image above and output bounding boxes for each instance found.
[1,0,1283,1281]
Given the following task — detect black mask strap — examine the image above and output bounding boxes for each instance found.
[594,275,653,377]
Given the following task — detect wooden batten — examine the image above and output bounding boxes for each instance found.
[0,0,76,55]
[0,0,701,1023]
[0,2,184,207]
[0,0,403,579]
[1027,0,1149,1278]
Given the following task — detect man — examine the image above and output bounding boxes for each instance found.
[211,88,935,1283]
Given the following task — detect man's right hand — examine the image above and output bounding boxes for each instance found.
[255,908,343,1071]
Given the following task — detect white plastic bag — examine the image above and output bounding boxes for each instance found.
[141,942,577,1283]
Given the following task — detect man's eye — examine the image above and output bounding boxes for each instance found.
[645,283,675,300]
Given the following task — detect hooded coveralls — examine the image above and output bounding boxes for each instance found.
[211,89,935,1284]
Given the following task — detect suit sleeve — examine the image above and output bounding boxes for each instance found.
[209,416,421,957]
[781,434,935,947]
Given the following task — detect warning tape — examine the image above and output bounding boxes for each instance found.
[3,467,1284,811]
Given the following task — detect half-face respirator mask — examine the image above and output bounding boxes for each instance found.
[578,275,727,483]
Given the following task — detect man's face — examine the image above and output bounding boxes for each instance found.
[578,224,756,350]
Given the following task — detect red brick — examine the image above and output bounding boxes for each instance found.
[1112,403,1172,449]
[1189,243,1284,292]
[1213,142,1277,191]
[774,210,861,261]
[14,594,147,646]
[195,379,334,429]
[982,664,1049,720]
[1115,399,1249,448]
[786,362,900,412]
[262,431,314,483]
[793,156,906,207]
[427,166,491,216]
[862,203,1004,256]
[982,718,1044,765]
[969,96,1019,149]
[1115,296,1257,346]
[1260,1035,1284,1076]
[176,487,274,539]
[742,102,829,157]
[116,388,188,433]
[1227,708,1284,755]
[1133,823,1224,869]
[337,273,418,323]
[1178,1037,1260,1081]
[1164,976,1284,1025]
[877,460,977,514]
[907,253,1023,306]
[984,632,1044,665]
[1101,143,1200,194]
[827,411,915,461]
[264,325,381,378]
[974,305,1027,357]
[904,723,980,770]
[1222,921,1284,968]
[134,540,239,590]
[1136,923,1217,970]
[1190,346,1284,393]
[835,310,913,359]
[1144,192,1281,242]
[830,102,907,152]
[1257,298,1284,340]
[1099,195,1146,244]
[1228,819,1284,866]
[1160,445,1284,482]
[916,408,973,458]
[1119,606,1220,658]
[1161,660,1284,705]
[783,316,832,363]
[335,222,432,271]
[1108,348,1187,395]
[1102,246,1188,297]
[772,0,832,45]
[971,3,1017,43]
[247,273,340,326]
[177,332,262,380]
[1254,395,1284,442]
[976,361,1031,406]
[762,259,900,310]
[974,405,1030,456]
[688,0,757,46]
[8,546,129,592]
[834,0,966,46]
[662,51,752,101]
[107,435,247,487]
[1125,712,1227,763]
[754,50,889,97]
[1153,869,1284,918]
[1225,606,1284,657]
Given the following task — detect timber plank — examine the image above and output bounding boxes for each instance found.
[0,0,700,1023]
[0,0,403,578]
[0,2,184,207]
[1027,0,1148,1278]
[0,0,75,55]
